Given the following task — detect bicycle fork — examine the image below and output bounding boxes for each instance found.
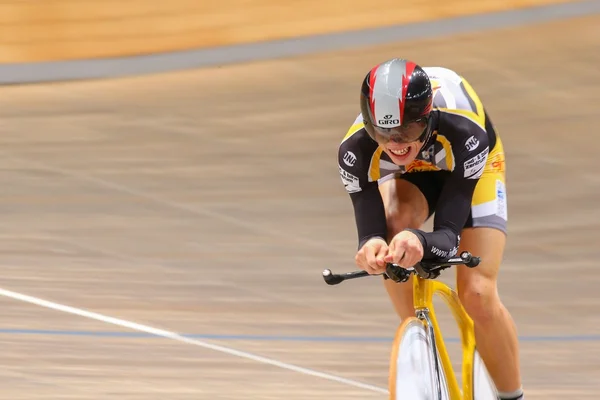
[416,308,446,400]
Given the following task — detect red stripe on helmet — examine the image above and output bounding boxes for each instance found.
[368,65,379,121]
[400,61,417,124]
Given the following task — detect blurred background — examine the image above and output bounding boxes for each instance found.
[1,0,599,398]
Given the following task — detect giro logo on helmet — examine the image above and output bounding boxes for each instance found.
[378,115,400,125]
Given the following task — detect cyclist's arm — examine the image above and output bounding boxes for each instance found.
[337,130,387,249]
[407,114,490,260]
[348,184,387,249]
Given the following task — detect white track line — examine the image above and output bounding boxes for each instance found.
[0,287,388,395]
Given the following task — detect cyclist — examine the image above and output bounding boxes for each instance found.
[337,59,523,400]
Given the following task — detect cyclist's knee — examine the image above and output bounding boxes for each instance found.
[379,179,428,240]
[458,276,501,325]
[456,227,506,325]
[384,206,423,239]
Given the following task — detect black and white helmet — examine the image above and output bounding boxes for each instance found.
[360,59,434,143]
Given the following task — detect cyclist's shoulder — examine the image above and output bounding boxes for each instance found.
[338,113,379,156]
[425,66,488,144]
[338,113,381,189]
[424,66,485,114]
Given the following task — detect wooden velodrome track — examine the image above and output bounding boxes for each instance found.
[1,12,600,400]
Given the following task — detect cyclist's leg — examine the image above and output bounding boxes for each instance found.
[457,227,521,398]
[378,172,443,321]
[456,140,523,398]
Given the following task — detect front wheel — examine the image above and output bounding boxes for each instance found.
[472,349,497,399]
[389,317,449,400]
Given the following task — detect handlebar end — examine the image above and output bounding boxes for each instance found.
[322,269,344,285]
[460,251,480,268]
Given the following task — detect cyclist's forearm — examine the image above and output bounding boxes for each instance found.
[406,227,459,261]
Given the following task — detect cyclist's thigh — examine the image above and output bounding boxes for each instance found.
[378,171,447,239]
[457,138,507,286]
[380,171,448,321]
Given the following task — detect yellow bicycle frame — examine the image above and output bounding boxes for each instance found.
[413,273,477,400]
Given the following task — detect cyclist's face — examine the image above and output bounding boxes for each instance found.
[373,120,428,165]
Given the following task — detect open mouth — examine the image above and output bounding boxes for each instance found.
[389,147,410,156]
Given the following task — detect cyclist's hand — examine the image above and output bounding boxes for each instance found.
[355,237,389,275]
[384,230,423,268]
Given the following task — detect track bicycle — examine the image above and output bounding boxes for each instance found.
[322,251,498,400]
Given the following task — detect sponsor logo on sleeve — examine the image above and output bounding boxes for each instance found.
[342,151,357,167]
[465,135,480,151]
[339,165,361,193]
[463,147,489,179]
[430,244,458,259]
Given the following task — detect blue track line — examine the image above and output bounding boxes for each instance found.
[1,328,599,343]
